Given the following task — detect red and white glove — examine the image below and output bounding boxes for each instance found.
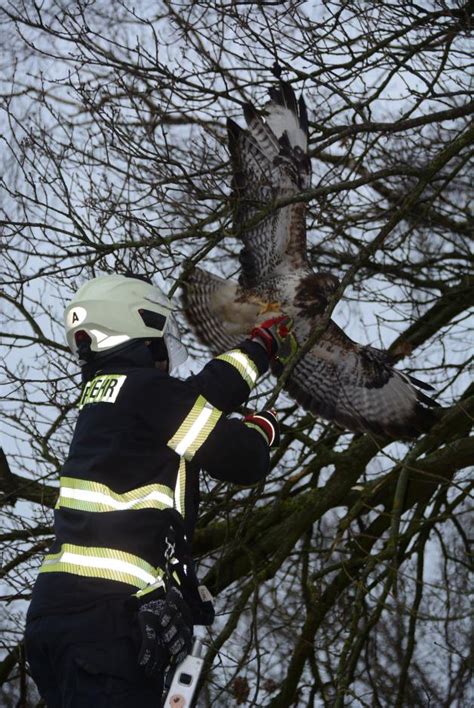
[250,316,298,366]
[243,409,280,448]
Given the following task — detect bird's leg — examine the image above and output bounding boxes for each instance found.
[243,293,283,322]
[258,301,282,316]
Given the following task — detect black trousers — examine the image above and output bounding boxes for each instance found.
[25,600,164,707]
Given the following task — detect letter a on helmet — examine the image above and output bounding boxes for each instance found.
[64,275,187,371]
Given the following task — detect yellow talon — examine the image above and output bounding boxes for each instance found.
[258,302,281,315]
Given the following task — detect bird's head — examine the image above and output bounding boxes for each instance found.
[295,272,341,317]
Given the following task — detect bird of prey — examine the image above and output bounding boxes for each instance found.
[182,80,439,438]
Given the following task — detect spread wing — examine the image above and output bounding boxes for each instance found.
[183,269,438,438]
[281,320,439,439]
[227,81,311,288]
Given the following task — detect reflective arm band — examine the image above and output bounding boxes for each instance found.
[215,350,259,390]
[167,395,222,461]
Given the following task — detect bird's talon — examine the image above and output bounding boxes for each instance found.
[258,302,281,315]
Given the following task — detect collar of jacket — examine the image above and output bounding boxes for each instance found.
[81,340,156,382]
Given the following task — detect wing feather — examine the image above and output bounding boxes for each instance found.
[182,267,258,354]
[227,80,311,288]
[282,324,439,438]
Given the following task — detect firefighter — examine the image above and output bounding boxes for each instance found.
[24,273,297,707]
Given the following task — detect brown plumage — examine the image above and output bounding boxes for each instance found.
[182,80,439,439]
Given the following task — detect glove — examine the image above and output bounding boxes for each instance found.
[137,585,193,678]
[244,409,280,447]
[250,315,298,366]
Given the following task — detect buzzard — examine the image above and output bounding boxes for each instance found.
[182,80,439,438]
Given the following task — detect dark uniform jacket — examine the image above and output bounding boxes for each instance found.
[27,339,270,620]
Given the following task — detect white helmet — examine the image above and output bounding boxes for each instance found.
[64,274,187,371]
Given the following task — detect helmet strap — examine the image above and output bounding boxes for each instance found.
[148,338,169,369]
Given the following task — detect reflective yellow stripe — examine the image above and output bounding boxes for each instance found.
[135,577,168,599]
[174,458,186,517]
[216,350,258,389]
[244,421,269,444]
[56,477,175,513]
[135,567,180,599]
[39,543,164,590]
[167,395,222,461]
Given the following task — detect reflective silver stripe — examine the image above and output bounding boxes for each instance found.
[40,543,164,590]
[174,404,212,456]
[216,350,258,389]
[174,458,186,517]
[167,395,222,461]
[57,477,175,513]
